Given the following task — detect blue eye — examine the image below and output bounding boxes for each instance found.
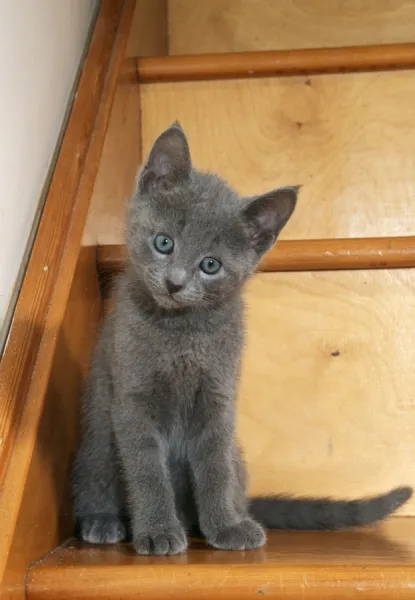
[200,257,222,275]
[154,234,174,254]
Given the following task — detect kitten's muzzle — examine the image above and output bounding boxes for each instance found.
[166,279,184,294]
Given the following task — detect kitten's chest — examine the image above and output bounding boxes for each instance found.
[147,331,207,437]
[156,330,207,396]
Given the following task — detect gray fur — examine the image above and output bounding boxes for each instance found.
[73,123,412,555]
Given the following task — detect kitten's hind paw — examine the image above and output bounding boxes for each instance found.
[77,514,127,544]
[133,525,188,556]
[209,518,266,551]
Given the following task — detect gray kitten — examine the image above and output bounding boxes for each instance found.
[73,123,412,555]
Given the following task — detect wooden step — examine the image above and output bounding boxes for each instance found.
[167,0,415,55]
[83,69,415,246]
[125,1,415,60]
[133,44,415,83]
[140,73,415,240]
[28,518,415,599]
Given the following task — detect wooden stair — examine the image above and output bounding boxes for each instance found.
[2,1,415,599]
[28,520,415,600]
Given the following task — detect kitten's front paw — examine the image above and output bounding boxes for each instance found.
[77,515,127,544]
[209,518,265,551]
[133,525,188,556]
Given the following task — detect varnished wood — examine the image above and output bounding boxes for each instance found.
[83,80,141,246]
[0,1,134,597]
[260,237,415,270]
[84,71,415,245]
[28,519,415,599]
[97,237,415,276]
[125,0,168,58]
[1,249,102,600]
[135,44,415,83]
[169,0,415,55]
[239,271,415,511]
[141,73,415,241]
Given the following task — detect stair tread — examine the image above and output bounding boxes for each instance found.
[28,518,415,599]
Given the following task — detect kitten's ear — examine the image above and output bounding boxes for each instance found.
[242,186,300,255]
[139,121,191,194]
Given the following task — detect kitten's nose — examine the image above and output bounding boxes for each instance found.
[166,268,187,295]
[166,279,184,294]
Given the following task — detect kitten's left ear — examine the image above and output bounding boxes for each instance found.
[242,186,300,255]
[139,121,192,194]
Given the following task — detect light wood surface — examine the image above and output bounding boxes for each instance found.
[135,43,415,82]
[239,270,415,512]
[83,72,415,246]
[168,0,415,55]
[83,81,141,246]
[125,0,168,58]
[0,1,134,597]
[96,237,415,276]
[138,73,415,242]
[28,519,415,599]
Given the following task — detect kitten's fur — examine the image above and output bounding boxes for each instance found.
[73,123,412,555]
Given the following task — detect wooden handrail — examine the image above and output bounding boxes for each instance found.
[130,43,415,83]
[97,237,415,275]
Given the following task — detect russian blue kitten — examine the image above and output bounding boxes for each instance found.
[73,123,412,555]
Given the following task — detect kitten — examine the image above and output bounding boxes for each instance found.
[73,122,412,555]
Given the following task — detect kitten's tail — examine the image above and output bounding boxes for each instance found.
[249,486,412,530]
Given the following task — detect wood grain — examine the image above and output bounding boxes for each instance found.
[125,0,168,58]
[83,81,141,246]
[139,73,415,242]
[96,237,415,276]
[136,43,415,82]
[239,271,415,512]
[1,249,102,600]
[28,519,415,599]
[0,1,133,597]
[168,0,415,55]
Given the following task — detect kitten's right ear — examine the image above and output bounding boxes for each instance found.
[242,186,300,256]
[139,122,192,194]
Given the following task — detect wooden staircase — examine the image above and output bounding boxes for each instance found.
[1,1,415,598]
[27,522,415,600]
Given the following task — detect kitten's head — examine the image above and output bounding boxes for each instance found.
[127,123,299,310]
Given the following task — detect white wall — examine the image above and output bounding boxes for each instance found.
[0,1,97,334]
